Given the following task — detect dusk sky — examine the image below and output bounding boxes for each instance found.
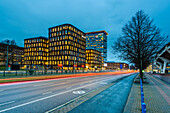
[0,0,170,62]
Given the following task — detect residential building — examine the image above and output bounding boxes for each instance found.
[24,37,48,69]
[86,49,101,70]
[85,30,108,69]
[48,24,86,70]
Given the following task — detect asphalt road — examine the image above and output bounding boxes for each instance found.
[0,73,134,113]
[69,73,137,113]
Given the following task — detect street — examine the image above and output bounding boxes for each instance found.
[0,73,134,113]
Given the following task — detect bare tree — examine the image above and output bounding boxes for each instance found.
[112,10,167,80]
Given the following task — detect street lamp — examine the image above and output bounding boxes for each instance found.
[6,44,9,71]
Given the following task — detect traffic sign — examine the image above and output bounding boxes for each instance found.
[120,64,123,69]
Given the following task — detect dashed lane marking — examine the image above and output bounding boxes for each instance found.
[0,101,15,106]
[0,77,114,113]
[42,92,52,95]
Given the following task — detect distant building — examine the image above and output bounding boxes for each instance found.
[146,62,159,73]
[0,43,24,70]
[24,37,48,69]
[86,49,101,70]
[155,42,170,73]
[48,24,86,70]
[106,61,129,70]
[85,31,108,69]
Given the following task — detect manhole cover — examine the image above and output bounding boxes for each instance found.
[73,90,85,94]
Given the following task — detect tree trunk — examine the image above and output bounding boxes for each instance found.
[140,68,143,82]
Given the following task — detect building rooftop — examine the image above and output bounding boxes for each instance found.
[85,30,108,35]
[24,36,48,40]
[48,23,85,35]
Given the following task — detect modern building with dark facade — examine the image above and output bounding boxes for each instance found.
[48,24,86,70]
[106,61,129,70]
[24,37,48,69]
[85,31,108,70]
[0,43,24,70]
[86,49,101,70]
[155,42,170,73]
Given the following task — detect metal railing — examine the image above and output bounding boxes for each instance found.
[0,69,108,78]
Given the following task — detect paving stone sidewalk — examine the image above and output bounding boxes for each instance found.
[124,74,170,113]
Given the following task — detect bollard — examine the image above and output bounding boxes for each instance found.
[141,86,143,92]
[141,92,144,103]
[142,103,146,113]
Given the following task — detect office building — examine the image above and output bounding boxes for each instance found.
[48,24,86,70]
[106,61,129,70]
[0,43,24,70]
[24,37,48,69]
[85,31,108,69]
[86,49,101,70]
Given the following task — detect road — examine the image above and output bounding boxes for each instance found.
[0,73,134,113]
[69,73,137,113]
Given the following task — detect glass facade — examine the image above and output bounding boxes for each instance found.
[85,31,108,69]
[48,24,86,70]
[24,37,48,69]
[86,49,101,70]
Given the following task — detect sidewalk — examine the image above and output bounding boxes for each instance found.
[150,73,170,84]
[124,73,170,113]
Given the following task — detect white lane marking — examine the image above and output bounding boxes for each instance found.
[33,83,53,87]
[42,92,52,95]
[0,76,120,113]
[73,90,85,94]
[100,82,108,85]
[0,101,15,106]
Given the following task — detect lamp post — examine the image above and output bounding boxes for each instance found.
[6,44,9,70]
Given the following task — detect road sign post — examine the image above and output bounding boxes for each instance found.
[120,64,123,77]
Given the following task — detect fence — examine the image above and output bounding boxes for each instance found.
[140,78,146,113]
[0,69,105,78]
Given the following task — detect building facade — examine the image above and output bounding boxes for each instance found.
[155,42,170,73]
[0,43,24,70]
[86,49,101,70]
[48,24,86,70]
[106,61,129,70]
[24,37,48,69]
[85,31,108,69]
